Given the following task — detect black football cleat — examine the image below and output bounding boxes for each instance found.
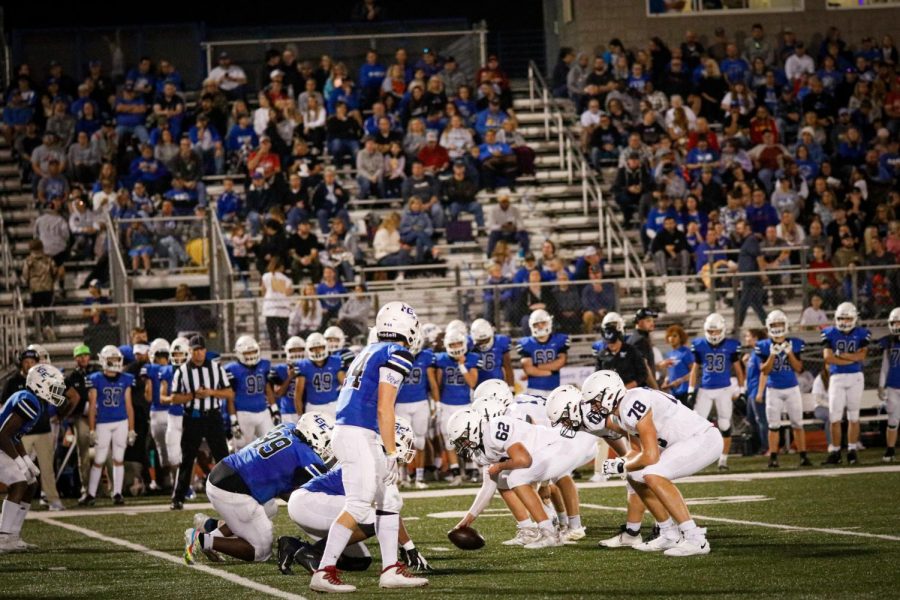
[799,455,812,467]
[113,494,125,505]
[292,541,322,575]
[768,456,779,469]
[77,494,95,506]
[277,536,302,575]
[847,450,858,465]
[170,500,184,510]
[822,451,842,466]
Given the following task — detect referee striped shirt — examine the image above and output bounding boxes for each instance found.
[172,359,231,412]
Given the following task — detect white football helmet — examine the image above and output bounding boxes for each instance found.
[99,345,124,373]
[284,336,306,362]
[446,408,482,458]
[601,312,626,333]
[234,335,261,366]
[765,310,788,340]
[324,326,346,353]
[445,329,468,359]
[472,396,508,420]
[27,343,50,364]
[149,338,170,360]
[26,364,66,406]
[376,301,420,348]
[529,309,553,341]
[392,416,417,464]
[835,302,858,332]
[170,337,190,366]
[581,370,626,420]
[704,313,727,345]
[297,411,335,463]
[306,333,329,362]
[446,319,467,337]
[890,307,900,336]
[473,379,513,407]
[546,384,585,438]
[422,323,440,347]
[470,319,495,351]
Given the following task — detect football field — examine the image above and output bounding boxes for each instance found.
[5,452,900,599]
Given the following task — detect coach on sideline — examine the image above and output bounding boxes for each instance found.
[169,335,233,510]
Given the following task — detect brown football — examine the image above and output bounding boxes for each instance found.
[448,526,486,550]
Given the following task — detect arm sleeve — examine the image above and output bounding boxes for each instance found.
[379,366,404,388]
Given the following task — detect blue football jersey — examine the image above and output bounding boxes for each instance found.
[517,333,570,391]
[755,338,805,389]
[222,423,327,504]
[822,326,871,375]
[87,372,134,423]
[297,355,344,407]
[397,348,434,404]
[165,365,183,417]
[665,345,694,396]
[336,342,413,431]
[879,336,900,389]
[475,334,511,385]
[226,359,272,413]
[271,363,298,415]
[143,362,173,411]
[435,352,479,405]
[0,390,43,442]
[691,337,740,389]
[332,348,356,371]
[302,466,345,496]
[746,352,761,401]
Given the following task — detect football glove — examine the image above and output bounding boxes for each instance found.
[15,456,36,485]
[737,392,748,405]
[127,430,137,447]
[601,457,625,476]
[23,455,40,479]
[89,430,98,447]
[269,404,282,425]
[400,546,433,572]
[384,452,400,486]
[230,414,243,439]
[686,388,697,408]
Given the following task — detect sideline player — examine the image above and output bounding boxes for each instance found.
[83,346,136,506]
[294,333,345,417]
[582,370,723,556]
[309,301,427,592]
[518,309,569,397]
[163,337,190,489]
[470,319,514,386]
[689,313,744,470]
[325,325,356,370]
[144,338,174,489]
[822,302,870,465]
[755,310,811,468]
[879,308,900,462]
[395,335,436,488]
[226,335,278,449]
[271,336,306,424]
[0,364,66,551]
[434,328,479,486]
[183,414,332,564]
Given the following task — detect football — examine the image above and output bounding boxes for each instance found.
[448,526,486,550]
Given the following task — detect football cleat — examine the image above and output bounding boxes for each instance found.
[277,536,302,575]
[768,456,779,469]
[847,450,858,465]
[170,500,184,511]
[634,531,680,552]
[523,528,560,549]
[664,530,710,557]
[293,541,321,575]
[446,475,463,487]
[77,494,95,507]
[0,534,29,553]
[183,528,200,565]
[502,527,541,546]
[379,562,428,589]
[48,501,65,512]
[589,472,609,483]
[310,566,356,593]
[112,493,125,505]
[564,526,587,542]
[414,481,429,490]
[193,513,214,533]
[822,451,842,466]
[884,448,896,463]
[799,455,812,467]
[599,525,642,548]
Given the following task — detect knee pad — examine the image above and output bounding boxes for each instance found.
[768,425,781,432]
[888,420,899,430]
[337,554,373,572]
[263,500,278,521]
[345,499,375,525]
[358,522,376,538]
[719,424,732,438]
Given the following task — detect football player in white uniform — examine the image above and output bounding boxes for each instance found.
[582,370,723,556]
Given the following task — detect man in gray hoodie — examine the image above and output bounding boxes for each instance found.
[34,195,71,295]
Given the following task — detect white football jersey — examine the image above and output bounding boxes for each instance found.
[617,387,711,449]
[508,394,551,429]
[482,415,558,464]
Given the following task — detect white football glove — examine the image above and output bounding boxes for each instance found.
[15,456,36,485]
[269,404,282,425]
[601,457,626,476]
[384,452,400,486]
[89,430,98,447]
[127,430,137,447]
[230,414,243,439]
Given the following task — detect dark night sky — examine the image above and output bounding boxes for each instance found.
[4,1,544,32]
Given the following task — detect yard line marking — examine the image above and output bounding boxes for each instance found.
[580,503,900,543]
[35,516,308,600]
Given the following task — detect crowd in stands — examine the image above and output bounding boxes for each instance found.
[553,25,900,324]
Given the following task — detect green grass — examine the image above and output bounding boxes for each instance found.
[3,452,900,599]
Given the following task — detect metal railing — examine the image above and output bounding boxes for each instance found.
[0,207,13,291]
[105,212,134,339]
[210,210,236,351]
[527,61,648,305]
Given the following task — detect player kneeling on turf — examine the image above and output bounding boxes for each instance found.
[183,413,333,564]
[583,370,723,556]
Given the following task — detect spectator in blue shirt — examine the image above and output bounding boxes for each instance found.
[745,187,779,235]
[581,264,617,333]
[129,144,169,195]
[399,196,434,262]
[685,138,719,183]
[477,128,517,190]
[126,57,156,98]
[473,98,508,138]
[643,194,678,251]
[315,266,346,323]
[720,43,750,85]
[483,263,513,321]
[358,50,386,110]
[215,178,242,224]
[114,83,150,144]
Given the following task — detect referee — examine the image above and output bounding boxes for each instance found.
[169,335,233,510]
[594,320,656,389]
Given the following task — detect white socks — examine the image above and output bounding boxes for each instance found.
[557,512,569,528]
[569,515,582,530]
[517,518,535,529]
[660,518,680,540]
[415,468,424,482]
[537,519,554,534]
[679,519,700,538]
[375,512,400,570]
[88,466,102,497]
[113,465,124,496]
[318,521,354,570]
[0,499,18,534]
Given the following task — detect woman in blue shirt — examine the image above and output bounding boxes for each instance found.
[660,325,694,405]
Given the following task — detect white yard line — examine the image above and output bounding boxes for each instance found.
[579,503,900,543]
[35,517,308,600]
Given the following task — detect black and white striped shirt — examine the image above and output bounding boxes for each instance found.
[172,359,231,413]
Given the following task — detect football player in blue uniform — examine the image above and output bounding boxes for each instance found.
[325,325,356,370]
[688,313,744,470]
[660,325,694,405]
[878,308,900,463]
[282,417,431,575]
[295,333,346,418]
[434,328,479,486]
[83,346,136,506]
[183,412,333,565]
[822,302,870,465]
[225,335,279,450]
[0,364,66,552]
[144,338,174,489]
[756,310,811,468]
[470,318,514,386]
[743,328,769,456]
[518,309,570,397]
[309,301,427,593]
[395,335,437,489]
[164,337,189,487]
[271,336,306,425]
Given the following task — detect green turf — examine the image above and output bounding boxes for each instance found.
[2,453,899,599]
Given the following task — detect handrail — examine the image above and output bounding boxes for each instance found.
[0,208,12,291]
[105,212,134,338]
[210,210,236,350]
